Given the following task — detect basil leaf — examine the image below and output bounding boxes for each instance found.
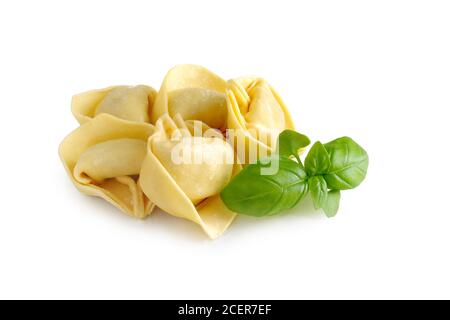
[323,137,369,190]
[322,190,341,218]
[221,157,308,217]
[305,141,331,176]
[308,176,328,209]
[277,130,310,163]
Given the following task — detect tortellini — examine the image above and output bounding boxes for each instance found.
[152,65,228,130]
[72,85,157,124]
[60,65,297,238]
[226,77,295,162]
[59,114,155,218]
[139,115,241,239]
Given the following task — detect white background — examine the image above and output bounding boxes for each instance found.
[0,0,449,299]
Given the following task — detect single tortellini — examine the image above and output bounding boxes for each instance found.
[72,85,157,124]
[139,114,241,239]
[226,77,295,163]
[151,65,228,130]
[59,113,155,218]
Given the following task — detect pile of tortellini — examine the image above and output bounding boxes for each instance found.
[59,65,295,239]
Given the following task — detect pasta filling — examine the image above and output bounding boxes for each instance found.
[168,88,227,129]
[153,137,234,205]
[74,139,147,184]
[95,86,151,122]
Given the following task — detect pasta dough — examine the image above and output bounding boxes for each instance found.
[72,85,157,124]
[74,139,147,184]
[226,77,295,163]
[59,113,155,218]
[139,115,241,239]
[60,65,299,239]
[152,65,228,130]
[153,138,234,205]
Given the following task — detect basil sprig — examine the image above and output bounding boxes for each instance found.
[221,130,368,218]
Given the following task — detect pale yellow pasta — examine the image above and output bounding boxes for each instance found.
[139,115,240,239]
[72,85,157,124]
[74,139,147,184]
[60,65,299,238]
[152,65,228,130]
[153,138,233,205]
[226,77,295,163]
[59,113,155,218]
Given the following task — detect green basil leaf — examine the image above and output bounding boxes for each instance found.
[305,141,331,176]
[323,137,369,190]
[221,157,308,217]
[277,130,310,163]
[308,176,328,209]
[322,190,341,218]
